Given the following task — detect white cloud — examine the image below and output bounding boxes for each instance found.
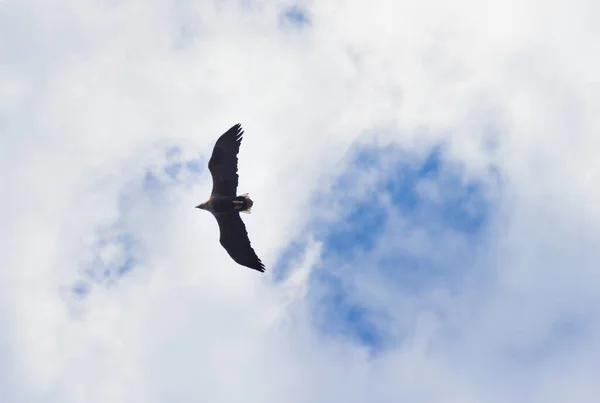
[2,0,599,402]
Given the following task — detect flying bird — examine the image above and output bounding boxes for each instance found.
[195,123,265,273]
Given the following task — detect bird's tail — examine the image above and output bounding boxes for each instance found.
[239,193,253,214]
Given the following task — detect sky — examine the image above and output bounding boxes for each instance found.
[1,0,600,402]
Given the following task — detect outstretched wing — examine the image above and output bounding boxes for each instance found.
[208,123,243,197]
[215,212,265,272]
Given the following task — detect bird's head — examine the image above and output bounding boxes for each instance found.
[195,201,209,210]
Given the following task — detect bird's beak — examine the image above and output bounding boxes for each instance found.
[195,204,202,209]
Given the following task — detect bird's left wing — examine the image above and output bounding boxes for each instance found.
[214,212,265,272]
[208,123,243,197]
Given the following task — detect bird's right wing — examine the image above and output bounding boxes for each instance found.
[208,124,243,197]
[215,212,265,272]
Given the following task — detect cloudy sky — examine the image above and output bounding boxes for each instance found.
[2,0,600,402]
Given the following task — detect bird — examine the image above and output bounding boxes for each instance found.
[195,123,265,273]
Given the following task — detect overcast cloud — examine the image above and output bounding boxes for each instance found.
[1,0,599,402]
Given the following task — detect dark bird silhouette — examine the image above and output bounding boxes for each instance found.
[195,123,265,273]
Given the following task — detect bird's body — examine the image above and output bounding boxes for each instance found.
[195,123,265,273]
[198,194,253,214]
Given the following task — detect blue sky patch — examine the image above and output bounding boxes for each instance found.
[164,162,183,181]
[272,237,310,282]
[73,145,207,297]
[280,5,310,28]
[309,269,388,350]
[321,198,387,258]
[185,159,203,173]
[143,171,165,193]
[301,142,500,350]
[74,221,140,297]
